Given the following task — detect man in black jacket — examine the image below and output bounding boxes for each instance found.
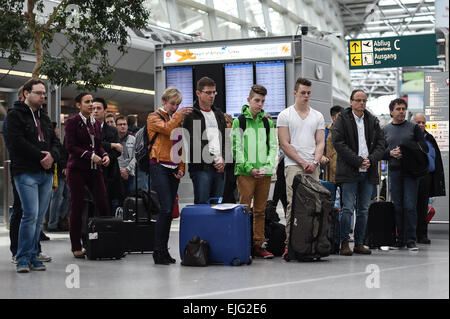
[413,113,446,244]
[93,97,124,214]
[182,77,227,204]
[332,89,385,256]
[5,79,60,273]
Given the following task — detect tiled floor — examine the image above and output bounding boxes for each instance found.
[0,207,448,299]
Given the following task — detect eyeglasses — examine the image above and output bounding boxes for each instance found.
[201,90,218,96]
[353,99,367,103]
[31,91,47,97]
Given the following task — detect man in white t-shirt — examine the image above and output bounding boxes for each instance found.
[277,77,325,254]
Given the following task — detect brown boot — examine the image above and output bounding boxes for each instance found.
[340,240,353,256]
[353,244,372,255]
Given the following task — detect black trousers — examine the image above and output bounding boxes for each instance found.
[416,173,432,239]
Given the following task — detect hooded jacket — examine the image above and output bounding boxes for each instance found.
[4,101,60,177]
[231,105,278,176]
[332,107,385,184]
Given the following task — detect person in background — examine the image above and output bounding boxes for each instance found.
[321,105,344,182]
[412,113,446,244]
[127,114,139,135]
[232,85,278,259]
[383,98,428,252]
[47,122,70,231]
[332,90,385,256]
[148,87,192,265]
[5,78,60,272]
[93,97,124,214]
[116,116,136,198]
[105,113,116,127]
[65,92,110,258]
[222,113,238,203]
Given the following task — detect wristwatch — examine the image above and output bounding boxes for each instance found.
[313,161,319,167]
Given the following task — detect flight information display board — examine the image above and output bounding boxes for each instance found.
[166,66,193,107]
[256,61,286,116]
[225,63,254,117]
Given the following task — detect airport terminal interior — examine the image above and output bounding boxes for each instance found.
[0,0,448,300]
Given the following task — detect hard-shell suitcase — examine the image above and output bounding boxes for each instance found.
[121,167,156,254]
[365,161,396,248]
[286,174,333,262]
[81,187,125,260]
[86,217,125,260]
[179,203,252,266]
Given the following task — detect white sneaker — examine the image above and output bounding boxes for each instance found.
[11,256,17,264]
[37,252,52,262]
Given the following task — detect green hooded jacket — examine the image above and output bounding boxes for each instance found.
[231,105,278,176]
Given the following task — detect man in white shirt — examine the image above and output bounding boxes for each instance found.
[277,77,325,253]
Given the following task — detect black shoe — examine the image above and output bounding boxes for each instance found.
[153,250,170,265]
[390,242,405,250]
[407,242,419,251]
[163,250,176,264]
[417,237,431,244]
[40,231,50,241]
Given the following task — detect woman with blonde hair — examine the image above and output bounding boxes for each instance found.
[147,87,192,265]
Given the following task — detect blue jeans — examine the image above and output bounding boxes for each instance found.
[14,172,53,264]
[48,177,70,229]
[340,172,374,246]
[149,164,180,251]
[189,167,225,204]
[122,175,136,198]
[389,169,419,244]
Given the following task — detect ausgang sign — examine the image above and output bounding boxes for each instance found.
[348,34,438,69]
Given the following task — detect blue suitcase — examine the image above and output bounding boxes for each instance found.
[179,204,252,266]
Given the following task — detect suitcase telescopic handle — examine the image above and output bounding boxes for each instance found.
[207,197,223,205]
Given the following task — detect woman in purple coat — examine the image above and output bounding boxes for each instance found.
[65,93,110,258]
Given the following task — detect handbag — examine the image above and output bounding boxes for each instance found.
[181,236,210,267]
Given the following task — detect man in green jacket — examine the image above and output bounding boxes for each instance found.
[232,85,278,259]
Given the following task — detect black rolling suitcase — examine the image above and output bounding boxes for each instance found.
[122,166,157,254]
[365,161,396,249]
[81,188,125,260]
[86,217,125,260]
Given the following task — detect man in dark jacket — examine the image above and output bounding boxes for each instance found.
[332,89,385,256]
[413,113,446,244]
[4,78,60,273]
[182,77,227,204]
[93,97,124,214]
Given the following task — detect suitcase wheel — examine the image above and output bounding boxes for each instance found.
[231,258,241,266]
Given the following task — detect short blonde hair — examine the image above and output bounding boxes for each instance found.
[161,87,182,105]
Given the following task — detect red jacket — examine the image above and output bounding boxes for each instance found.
[65,113,108,171]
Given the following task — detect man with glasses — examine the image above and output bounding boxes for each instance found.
[182,76,227,204]
[4,79,60,273]
[277,77,325,255]
[332,89,385,256]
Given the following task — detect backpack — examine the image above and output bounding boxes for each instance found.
[238,111,270,154]
[134,112,165,173]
